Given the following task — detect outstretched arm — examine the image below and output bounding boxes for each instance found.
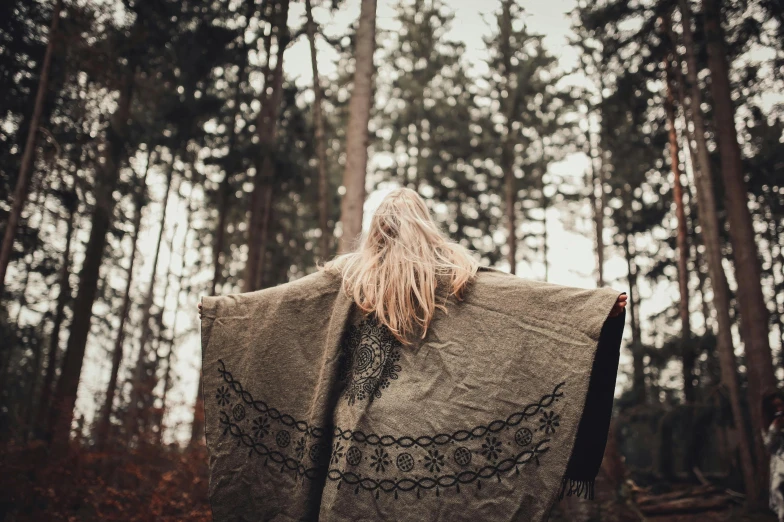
[198,293,629,319]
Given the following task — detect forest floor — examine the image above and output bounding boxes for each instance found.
[1,438,778,521]
[548,471,778,522]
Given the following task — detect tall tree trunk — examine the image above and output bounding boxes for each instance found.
[703,1,775,500]
[663,48,695,402]
[0,0,63,298]
[539,145,549,282]
[305,0,332,262]
[761,206,784,367]
[145,205,180,445]
[154,185,194,445]
[621,203,645,403]
[244,0,289,292]
[126,153,176,445]
[586,109,604,287]
[47,68,135,455]
[665,29,712,338]
[578,50,605,287]
[499,1,521,275]
[33,184,76,440]
[337,0,377,255]
[96,148,154,451]
[677,0,760,501]
[504,147,516,275]
[765,209,784,358]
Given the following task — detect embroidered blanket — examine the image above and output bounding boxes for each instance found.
[200,265,627,521]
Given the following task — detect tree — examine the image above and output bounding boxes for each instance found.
[243,0,290,292]
[0,0,62,341]
[661,14,694,403]
[677,0,760,502]
[47,64,135,453]
[305,0,333,261]
[484,0,567,275]
[338,0,377,254]
[703,0,776,498]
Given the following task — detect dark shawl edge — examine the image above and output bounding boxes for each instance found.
[558,297,627,501]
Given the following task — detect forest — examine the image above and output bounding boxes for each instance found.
[0,0,782,520]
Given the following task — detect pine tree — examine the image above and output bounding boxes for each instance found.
[338,0,377,254]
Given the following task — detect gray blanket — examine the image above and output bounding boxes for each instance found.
[200,265,626,521]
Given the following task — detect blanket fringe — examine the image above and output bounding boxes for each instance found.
[557,477,595,501]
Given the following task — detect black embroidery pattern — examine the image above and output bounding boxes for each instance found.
[332,382,565,448]
[213,359,565,498]
[337,315,403,405]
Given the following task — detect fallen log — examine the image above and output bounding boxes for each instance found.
[635,484,719,506]
[638,495,729,515]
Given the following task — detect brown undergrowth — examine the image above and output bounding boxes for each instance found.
[0,438,212,521]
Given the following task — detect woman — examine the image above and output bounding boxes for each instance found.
[198,187,627,522]
[763,389,784,522]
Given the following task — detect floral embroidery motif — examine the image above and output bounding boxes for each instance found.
[370,448,391,472]
[216,385,231,406]
[295,437,307,461]
[337,315,403,405]
[538,411,560,435]
[331,442,345,465]
[424,449,446,473]
[252,415,270,439]
[480,436,503,462]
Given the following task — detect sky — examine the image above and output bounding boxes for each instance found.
[70,0,781,445]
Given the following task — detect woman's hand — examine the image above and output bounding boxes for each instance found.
[609,293,627,318]
[198,301,203,320]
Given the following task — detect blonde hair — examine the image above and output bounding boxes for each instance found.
[318,187,480,346]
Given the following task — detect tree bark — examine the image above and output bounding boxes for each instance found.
[154,185,195,445]
[677,0,760,502]
[586,107,604,287]
[577,50,606,287]
[126,152,176,445]
[47,67,135,455]
[96,148,154,451]
[244,0,289,292]
[34,182,77,440]
[663,47,694,402]
[0,0,63,298]
[499,1,521,275]
[337,0,377,254]
[703,0,775,501]
[305,0,332,262]
[504,150,516,275]
[622,210,645,403]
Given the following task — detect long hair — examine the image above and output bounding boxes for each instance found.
[762,388,784,429]
[318,187,480,346]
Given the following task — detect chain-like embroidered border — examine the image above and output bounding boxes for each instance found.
[329,439,551,498]
[216,359,564,446]
[213,359,565,497]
